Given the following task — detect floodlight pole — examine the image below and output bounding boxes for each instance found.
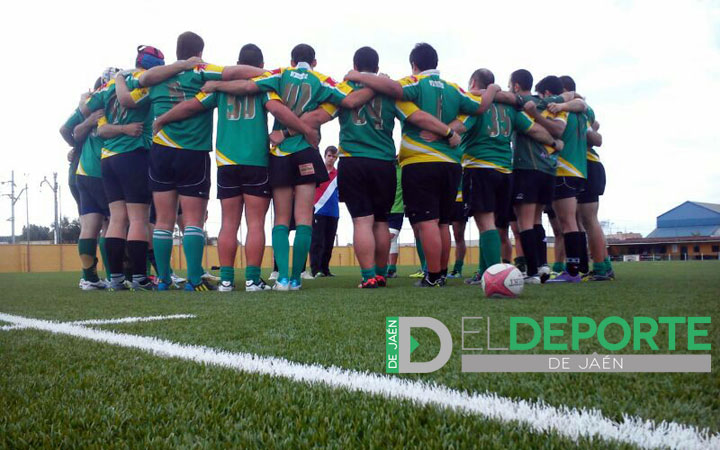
[41,172,60,244]
[1,170,29,244]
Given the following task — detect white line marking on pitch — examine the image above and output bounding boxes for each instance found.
[0,312,717,450]
[0,314,196,331]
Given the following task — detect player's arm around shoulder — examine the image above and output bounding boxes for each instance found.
[137,57,202,87]
[344,70,403,99]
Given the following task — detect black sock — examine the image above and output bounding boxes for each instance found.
[440,268,448,277]
[147,249,159,276]
[105,238,126,277]
[534,224,547,266]
[428,271,441,283]
[127,240,149,280]
[579,232,589,274]
[502,258,511,264]
[565,232,583,276]
[519,230,538,276]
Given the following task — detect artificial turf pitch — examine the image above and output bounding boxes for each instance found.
[1,262,718,449]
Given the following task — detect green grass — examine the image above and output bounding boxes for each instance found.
[1,262,718,448]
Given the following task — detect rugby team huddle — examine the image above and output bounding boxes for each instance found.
[60,31,613,293]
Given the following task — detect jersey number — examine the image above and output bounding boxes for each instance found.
[168,81,186,104]
[226,95,256,120]
[351,97,383,129]
[282,83,312,116]
[487,105,511,138]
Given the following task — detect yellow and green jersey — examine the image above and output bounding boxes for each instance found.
[396,70,482,167]
[513,95,567,176]
[455,176,463,202]
[253,63,351,156]
[459,104,534,174]
[585,106,599,162]
[390,164,404,214]
[129,63,225,151]
[62,109,85,135]
[85,72,152,159]
[321,80,403,161]
[556,111,588,178]
[76,133,104,178]
[195,90,281,168]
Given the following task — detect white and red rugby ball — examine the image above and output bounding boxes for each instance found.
[481,263,524,298]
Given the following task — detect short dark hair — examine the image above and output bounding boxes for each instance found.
[470,68,494,89]
[291,44,315,64]
[325,145,338,155]
[409,43,438,71]
[238,44,264,67]
[176,31,204,60]
[353,46,379,73]
[510,69,533,91]
[536,75,564,95]
[559,75,576,92]
[93,77,102,90]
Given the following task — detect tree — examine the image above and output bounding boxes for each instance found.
[20,224,51,241]
[59,217,81,243]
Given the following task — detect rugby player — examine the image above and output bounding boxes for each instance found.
[386,161,403,279]
[344,43,502,287]
[447,179,468,278]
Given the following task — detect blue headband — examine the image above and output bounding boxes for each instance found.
[138,54,165,69]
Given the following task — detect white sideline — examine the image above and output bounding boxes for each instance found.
[1,312,717,450]
[0,314,196,331]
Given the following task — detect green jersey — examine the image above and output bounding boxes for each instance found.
[85,72,152,158]
[129,63,225,151]
[459,104,534,174]
[390,164,403,214]
[63,108,85,134]
[63,108,85,182]
[195,90,281,168]
[76,133,104,178]
[556,111,588,178]
[324,81,401,161]
[513,95,567,176]
[585,106,599,162]
[396,70,482,166]
[254,63,351,155]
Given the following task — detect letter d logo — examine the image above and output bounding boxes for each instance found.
[398,317,452,373]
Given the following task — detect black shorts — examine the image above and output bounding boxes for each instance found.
[544,204,556,220]
[388,213,404,231]
[77,175,109,217]
[149,202,183,225]
[512,169,555,206]
[577,161,606,204]
[463,168,513,219]
[217,165,271,199]
[554,176,587,200]
[338,157,395,221]
[69,180,81,215]
[451,201,469,223]
[101,149,151,204]
[402,162,462,225]
[269,148,328,188]
[149,144,211,198]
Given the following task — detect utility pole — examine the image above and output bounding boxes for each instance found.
[1,170,28,244]
[41,172,60,244]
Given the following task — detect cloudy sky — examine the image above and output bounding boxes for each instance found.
[0,0,718,245]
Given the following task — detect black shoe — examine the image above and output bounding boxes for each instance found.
[324,272,335,277]
[417,276,441,288]
[184,280,217,291]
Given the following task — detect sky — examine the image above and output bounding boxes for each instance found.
[0,0,718,245]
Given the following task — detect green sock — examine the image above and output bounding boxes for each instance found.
[375,265,387,277]
[78,238,99,282]
[593,261,607,276]
[479,248,486,274]
[480,230,501,274]
[183,226,205,285]
[291,225,312,282]
[416,238,427,272]
[361,267,376,281]
[453,259,464,274]
[245,265,261,284]
[604,256,613,272]
[153,229,173,283]
[388,264,397,273]
[272,225,290,280]
[98,237,111,279]
[552,261,564,272]
[220,266,234,284]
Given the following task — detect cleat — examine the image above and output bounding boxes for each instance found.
[417,276,441,288]
[465,272,483,285]
[218,281,234,292]
[313,272,326,278]
[268,271,279,281]
[524,275,541,285]
[81,280,107,291]
[538,265,551,282]
[290,279,302,290]
[184,280,217,291]
[324,272,336,277]
[386,270,397,279]
[358,278,378,289]
[131,278,156,291]
[301,271,315,280]
[272,278,290,291]
[171,273,186,284]
[589,273,612,282]
[374,275,387,287]
[108,281,129,291]
[446,270,462,279]
[607,269,616,280]
[157,282,170,291]
[438,276,447,287]
[78,278,86,288]
[245,279,271,292]
[409,269,425,278]
[545,271,582,283]
[201,271,220,282]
